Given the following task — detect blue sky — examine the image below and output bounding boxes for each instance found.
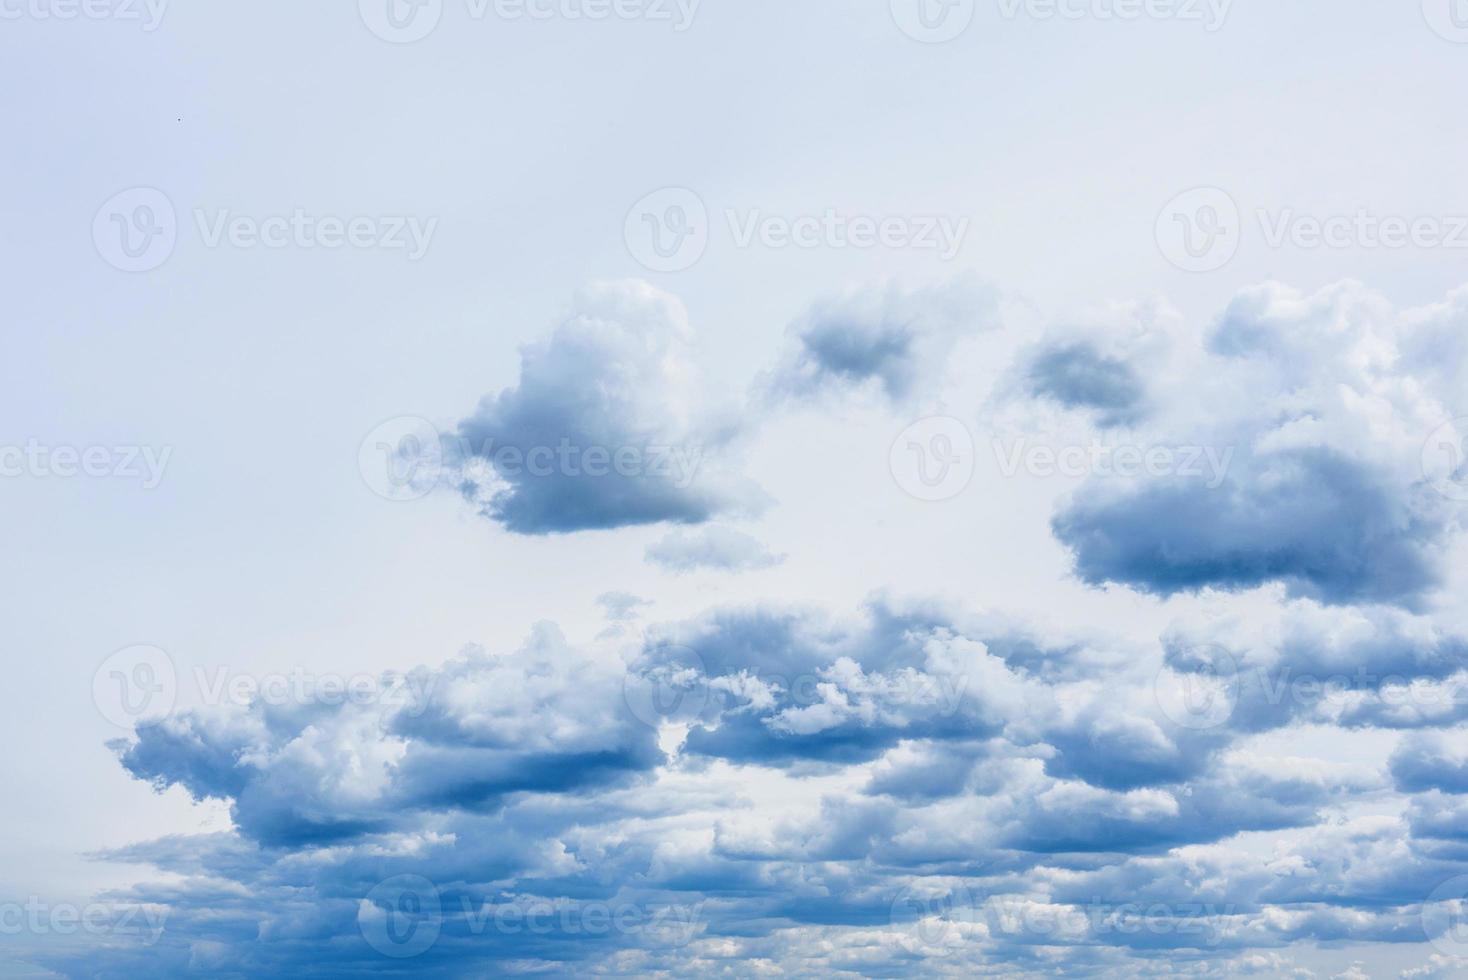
[4,1,1468,977]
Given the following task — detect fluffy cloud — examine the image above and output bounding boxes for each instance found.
[54,280,1468,978]
[1050,282,1467,607]
[452,281,764,534]
[766,279,996,405]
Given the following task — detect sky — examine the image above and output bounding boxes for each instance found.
[3,0,1468,977]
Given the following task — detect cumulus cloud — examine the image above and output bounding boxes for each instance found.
[451,281,764,534]
[644,525,785,573]
[765,279,996,405]
[1048,282,1468,608]
[57,280,1468,978]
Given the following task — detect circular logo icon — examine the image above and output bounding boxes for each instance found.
[1424,875,1468,956]
[890,416,975,502]
[623,645,711,728]
[890,0,976,43]
[1154,645,1239,731]
[1423,0,1468,42]
[359,0,443,43]
[890,883,979,955]
[624,188,709,273]
[93,645,178,729]
[1155,187,1239,273]
[359,417,445,502]
[93,187,177,273]
[359,875,442,958]
[1422,418,1468,502]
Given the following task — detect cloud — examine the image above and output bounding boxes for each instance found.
[645,526,785,573]
[1025,341,1147,428]
[765,279,996,405]
[1048,282,1467,608]
[1391,732,1468,794]
[451,281,764,534]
